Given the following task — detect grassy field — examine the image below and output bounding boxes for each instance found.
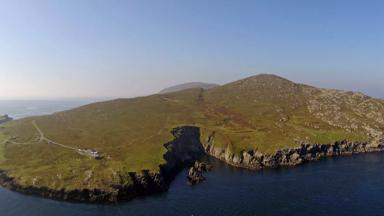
[0,74,382,191]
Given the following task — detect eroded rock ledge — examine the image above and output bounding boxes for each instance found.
[187,161,212,185]
[205,139,384,170]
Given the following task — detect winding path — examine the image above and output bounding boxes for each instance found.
[32,120,76,151]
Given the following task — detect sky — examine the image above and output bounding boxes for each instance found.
[0,0,383,99]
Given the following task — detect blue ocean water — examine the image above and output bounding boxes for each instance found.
[1,100,384,216]
[0,154,384,216]
[0,99,102,119]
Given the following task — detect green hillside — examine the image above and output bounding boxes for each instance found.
[0,74,383,192]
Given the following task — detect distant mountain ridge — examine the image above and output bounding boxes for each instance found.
[159,82,219,94]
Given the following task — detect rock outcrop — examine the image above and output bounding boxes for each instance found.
[205,139,384,170]
[187,161,212,184]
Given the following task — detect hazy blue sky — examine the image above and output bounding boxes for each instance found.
[0,0,383,99]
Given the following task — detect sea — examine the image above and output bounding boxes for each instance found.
[0,99,103,119]
[1,100,384,216]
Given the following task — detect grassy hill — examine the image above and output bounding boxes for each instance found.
[0,74,383,193]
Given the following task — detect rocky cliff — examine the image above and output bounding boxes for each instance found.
[204,135,384,170]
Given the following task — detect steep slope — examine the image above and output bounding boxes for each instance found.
[0,74,383,201]
[159,82,218,94]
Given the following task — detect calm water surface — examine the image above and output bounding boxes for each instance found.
[1,154,384,216]
[0,99,102,119]
[1,100,384,215]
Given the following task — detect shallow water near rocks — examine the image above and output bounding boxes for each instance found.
[1,153,384,216]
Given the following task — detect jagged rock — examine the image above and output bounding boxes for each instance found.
[242,151,253,164]
[187,161,212,185]
[194,161,212,172]
[289,152,302,165]
[233,155,241,164]
[188,166,205,184]
[204,140,384,170]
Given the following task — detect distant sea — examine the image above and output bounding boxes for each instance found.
[0,99,105,119]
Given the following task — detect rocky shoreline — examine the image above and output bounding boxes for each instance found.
[0,126,383,202]
[0,169,173,202]
[205,137,384,170]
[187,161,212,185]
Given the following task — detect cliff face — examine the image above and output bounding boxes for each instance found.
[115,126,205,201]
[0,169,172,202]
[161,126,205,176]
[0,126,205,202]
[204,135,384,170]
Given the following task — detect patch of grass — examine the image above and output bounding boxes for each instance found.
[0,144,5,164]
[0,130,9,164]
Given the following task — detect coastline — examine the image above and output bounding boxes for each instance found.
[205,138,384,170]
[0,126,205,203]
[0,126,383,203]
